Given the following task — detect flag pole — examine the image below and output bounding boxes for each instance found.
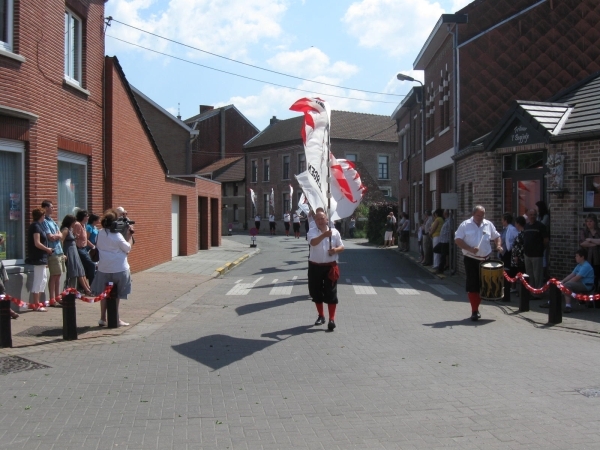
[326,124,332,249]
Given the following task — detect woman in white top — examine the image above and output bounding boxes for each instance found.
[91,209,133,327]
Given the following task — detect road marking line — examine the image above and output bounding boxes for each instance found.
[348,276,377,295]
[226,276,264,295]
[390,283,420,295]
[270,276,297,295]
[396,277,406,284]
[430,285,457,295]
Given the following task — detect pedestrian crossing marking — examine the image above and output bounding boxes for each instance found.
[430,285,457,295]
[270,276,297,295]
[396,277,406,284]
[226,276,264,295]
[347,276,377,295]
[390,284,420,295]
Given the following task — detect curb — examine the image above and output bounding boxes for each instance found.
[213,249,259,277]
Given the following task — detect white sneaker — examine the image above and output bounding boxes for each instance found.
[118,320,129,327]
[98,319,107,327]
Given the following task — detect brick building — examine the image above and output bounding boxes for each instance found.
[394,0,600,264]
[195,157,246,233]
[183,105,259,173]
[244,112,397,231]
[457,72,600,278]
[0,0,106,295]
[105,57,221,272]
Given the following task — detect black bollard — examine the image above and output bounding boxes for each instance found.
[518,275,530,312]
[107,285,118,329]
[503,272,511,302]
[548,283,562,324]
[0,299,13,348]
[62,293,78,340]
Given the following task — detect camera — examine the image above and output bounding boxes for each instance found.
[110,217,135,236]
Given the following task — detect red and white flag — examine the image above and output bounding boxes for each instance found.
[290,97,330,212]
[269,188,274,211]
[289,185,294,211]
[249,188,257,209]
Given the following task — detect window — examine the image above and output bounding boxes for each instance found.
[443,68,450,130]
[58,151,87,220]
[64,9,82,85]
[584,175,600,210]
[298,153,306,173]
[346,153,357,162]
[1,0,14,52]
[0,139,24,263]
[283,192,290,213]
[233,183,239,196]
[263,193,269,216]
[427,83,435,140]
[251,160,257,183]
[378,155,389,179]
[282,155,290,180]
[401,133,408,160]
[263,158,270,182]
[222,184,227,197]
[233,204,239,222]
[380,187,391,197]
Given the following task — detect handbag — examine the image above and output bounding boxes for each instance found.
[89,248,99,263]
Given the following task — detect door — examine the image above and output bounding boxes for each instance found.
[171,195,179,257]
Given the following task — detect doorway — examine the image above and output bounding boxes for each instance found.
[171,195,180,257]
[502,151,545,217]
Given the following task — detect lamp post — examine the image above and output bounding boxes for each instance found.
[397,73,425,219]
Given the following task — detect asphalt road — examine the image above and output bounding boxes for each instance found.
[1,234,600,449]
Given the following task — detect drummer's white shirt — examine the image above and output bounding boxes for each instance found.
[455,217,500,259]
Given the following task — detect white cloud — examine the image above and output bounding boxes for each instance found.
[267,48,359,80]
[341,0,444,56]
[106,0,288,60]
[451,0,472,12]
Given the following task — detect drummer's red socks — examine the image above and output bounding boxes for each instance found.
[328,304,336,321]
[316,302,324,317]
[468,292,481,312]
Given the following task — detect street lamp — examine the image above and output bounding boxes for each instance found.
[397,73,425,218]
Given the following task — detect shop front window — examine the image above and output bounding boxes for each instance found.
[0,142,24,263]
[57,152,87,220]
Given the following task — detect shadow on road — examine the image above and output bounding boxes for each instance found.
[172,326,320,370]
[422,319,496,328]
[235,294,308,316]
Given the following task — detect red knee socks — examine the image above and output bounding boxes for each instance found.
[328,303,336,321]
[468,292,481,313]
[315,302,324,317]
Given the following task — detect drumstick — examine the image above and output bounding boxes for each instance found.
[475,231,488,254]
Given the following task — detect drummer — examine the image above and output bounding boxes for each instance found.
[455,205,502,321]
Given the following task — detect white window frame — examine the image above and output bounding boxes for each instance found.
[345,153,357,162]
[380,186,392,197]
[378,154,390,180]
[0,138,25,265]
[0,0,14,52]
[64,8,83,86]
[57,150,88,219]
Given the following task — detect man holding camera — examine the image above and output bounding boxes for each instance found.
[115,206,135,243]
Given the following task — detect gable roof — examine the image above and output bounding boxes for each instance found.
[131,85,192,132]
[245,110,397,149]
[481,71,600,150]
[195,156,245,182]
[109,57,169,174]
[184,105,260,133]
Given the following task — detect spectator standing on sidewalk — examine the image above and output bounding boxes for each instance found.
[430,209,444,269]
[40,200,66,306]
[523,209,548,297]
[437,210,453,273]
[73,210,96,285]
[60,215,92,295]
[383,211,396,248]
[422,210,433,266]
[500,213,519,276]
[348,216,356,239]
[26,208,54,311]
[454,205,502,321]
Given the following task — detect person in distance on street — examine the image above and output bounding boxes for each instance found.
[308,208,344,331]
[269,213,276,235]
[283,211,291,237]
[292,212,301,239]
[454,205,502,321]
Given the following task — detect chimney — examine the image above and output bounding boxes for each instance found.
[270,116,279,125]
[200,105,214,114]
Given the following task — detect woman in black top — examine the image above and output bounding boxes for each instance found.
[26,208,53,311]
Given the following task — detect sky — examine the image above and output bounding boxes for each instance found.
[105,0,472,131]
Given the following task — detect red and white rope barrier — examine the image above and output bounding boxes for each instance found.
[0,283,114,310]
[504,271,600,302]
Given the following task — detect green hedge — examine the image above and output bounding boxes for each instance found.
[366,202,398,245]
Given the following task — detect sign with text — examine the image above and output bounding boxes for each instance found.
[497,120,546,149]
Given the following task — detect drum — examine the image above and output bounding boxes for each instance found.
[480,260,504,300]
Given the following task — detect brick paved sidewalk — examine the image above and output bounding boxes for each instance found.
[2,238,259,351]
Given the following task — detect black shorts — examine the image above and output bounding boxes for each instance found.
[293,223,300,232]
[269,222,276,230]
[284,222,290,230]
